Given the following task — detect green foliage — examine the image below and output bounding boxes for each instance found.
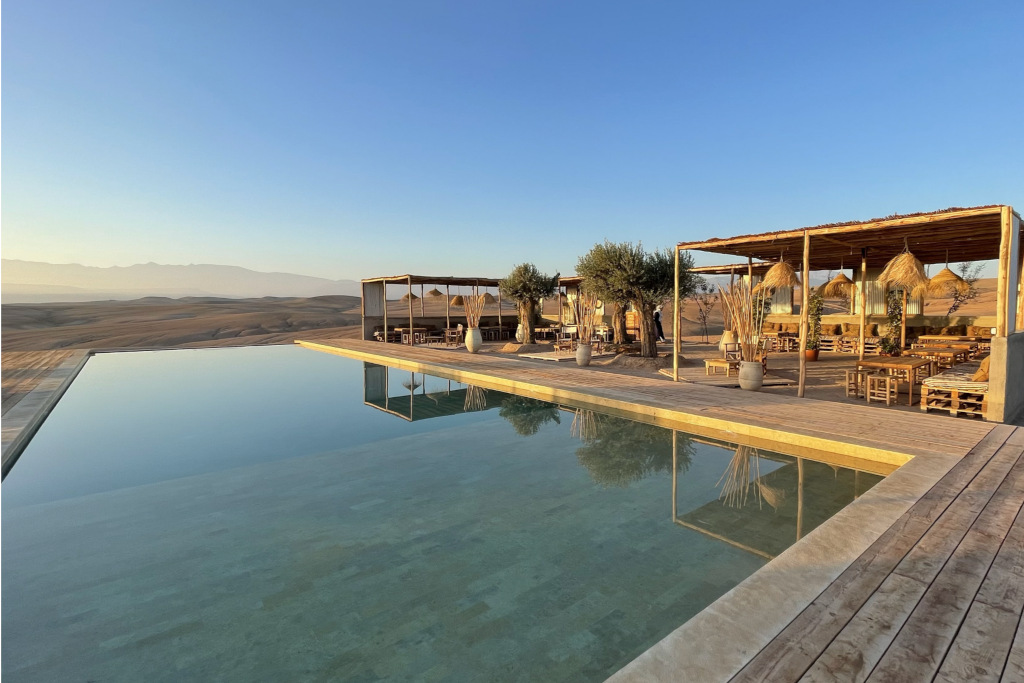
[499,263,559,306]
[577,241,697,356]
[498,396,561,436]
[574,413,693,488]
[806,291,824,350]
[880,288,903,355]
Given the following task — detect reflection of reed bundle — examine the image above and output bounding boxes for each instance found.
[756,478,786,511]
[718,445,761,509]
[463,385,487,412]
[571,290,600,342]
[462,294,487,328]
[570,408,598,443]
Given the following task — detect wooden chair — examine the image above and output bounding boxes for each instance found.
[723,343,741,361]
[844,369,871,398]
[444,324,464,347]
[866,374,898,406]
[756,339,770,376]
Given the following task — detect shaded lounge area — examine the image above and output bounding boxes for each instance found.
[675,205,1023,423]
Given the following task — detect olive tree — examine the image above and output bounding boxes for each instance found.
[577,241,697,357]
[499,263,559,344]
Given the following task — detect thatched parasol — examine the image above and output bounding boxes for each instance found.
[877,242,928,350]
[482,292,497,304]
[450,294,465,306]
[927,266,971,297]
[823,271,856,299]
[426,288,444,298]
[400,292,420,301]
[759,259,800,292]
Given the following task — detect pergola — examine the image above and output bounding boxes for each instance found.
[361,274,504,343]
[673,205,1023,422]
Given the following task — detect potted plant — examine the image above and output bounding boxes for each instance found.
[805,291,823,361]
[718,280,769,390]
[462,294,486,353]
[571,288,600,367]
[879,289,903,356]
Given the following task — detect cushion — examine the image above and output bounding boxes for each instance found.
[865,323,878,337]
[785,323,800,333]
[762,323,775,333]
[826,323,843,335]
[972,356,991,382]
[926,326,941,335]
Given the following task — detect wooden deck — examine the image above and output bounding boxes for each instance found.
[2,350,76,415]
[299,339,1023,683]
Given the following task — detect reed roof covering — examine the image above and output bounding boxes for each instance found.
[688,263,774,275]
[363,274,501,287]
[677,205,1015,269]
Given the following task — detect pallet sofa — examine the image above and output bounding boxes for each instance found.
[920,357,990,419]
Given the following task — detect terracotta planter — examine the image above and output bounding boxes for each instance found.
[465,328,483,353]
[575,343,592,367]
[738,361,763,391]
[804,348,820,362]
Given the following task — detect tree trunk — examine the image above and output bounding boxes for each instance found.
[638,304,659,357]
[612,303,628,345]
[520,301,536,344]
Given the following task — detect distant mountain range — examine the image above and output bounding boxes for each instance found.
[1,260,362,303]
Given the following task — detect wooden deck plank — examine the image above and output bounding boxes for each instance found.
[729,425,1017,683]
[933,601,1021,683]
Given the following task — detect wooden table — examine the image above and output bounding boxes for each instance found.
[857,357,936,406]
[905,346,970,369]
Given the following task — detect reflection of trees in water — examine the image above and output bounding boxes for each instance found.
[574,411,693,488]
[499,396,562,436]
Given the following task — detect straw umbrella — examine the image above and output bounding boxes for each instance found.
[426,288,444,298]
[927,254,971,297]
[877,242,928,350]
[823,260,857,300]
[450,294,465,306]
[481,292,497,304]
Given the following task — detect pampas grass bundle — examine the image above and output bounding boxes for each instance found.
[823,271,856,299]
[570,408,598,443]
[462,293,486,327]
[571,289,600,342]
[878,251,927,290]
[718,445,760,509]
[927,266,971,296]
[718,280,768,362]
[760,260,800,292]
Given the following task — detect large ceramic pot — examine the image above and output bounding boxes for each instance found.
[720,330,738,351]
[804,348,820,362]
[465,328,483,353]
[575,343,592,367]
[515,324,526,343]
[738,361,763,391]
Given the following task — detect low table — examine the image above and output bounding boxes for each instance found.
[905,347,970,369]
[705,358,740,377]
[857,357,936,406]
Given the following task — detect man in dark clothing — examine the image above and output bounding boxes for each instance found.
[654,306,666,343]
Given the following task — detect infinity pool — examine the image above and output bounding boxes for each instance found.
[2,345,883,682]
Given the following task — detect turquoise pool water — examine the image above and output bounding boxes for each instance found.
[2,345,882,682]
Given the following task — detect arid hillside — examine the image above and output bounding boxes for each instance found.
[1,296,364,351]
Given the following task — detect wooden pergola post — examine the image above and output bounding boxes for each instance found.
[673,247,680,382]
[420,284,424,317]
[798,230,810,398]
[445,285,450,330]
[858,249,868,361]
[996,206,1020,336]
[407,276,414,345]
[383,281,388,341]
[498,289,502,329]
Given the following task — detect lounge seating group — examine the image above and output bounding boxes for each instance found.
[921,357,990,418]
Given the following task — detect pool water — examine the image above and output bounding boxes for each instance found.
[2,345,882,682]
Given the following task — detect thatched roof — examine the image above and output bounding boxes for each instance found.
[678,205,1016,268]
[363,274,501,287]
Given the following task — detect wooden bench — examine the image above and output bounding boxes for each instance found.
[704,358,740,377]
[920,360,988,419]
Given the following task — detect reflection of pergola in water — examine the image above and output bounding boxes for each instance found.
[674,205,1023,422]
[668,431,888,561]
[362,364,502,421]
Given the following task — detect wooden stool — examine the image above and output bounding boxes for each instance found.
[844,369,869,398]
[866,374,898,406]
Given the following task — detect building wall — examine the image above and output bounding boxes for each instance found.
[987,332,1024,424]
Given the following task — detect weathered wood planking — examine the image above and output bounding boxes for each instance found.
[1,350,76,415]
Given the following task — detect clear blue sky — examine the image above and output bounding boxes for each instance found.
[3,1,1022,280]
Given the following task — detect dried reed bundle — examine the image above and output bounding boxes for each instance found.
[570,408,598,443]
[450,294,465,307]
[760,260,800,291]
[426,288,444,298]
[462,293,486,327]
[823,271,856,299]
[463,385,487,412]
[927,266,971,296]
[718,445,760,509]
[482,292,497,304]
[877,251,927,290]
[718,280,768,362]
[571,289,600,342]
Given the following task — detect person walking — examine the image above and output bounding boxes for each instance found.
[654,305,666,343]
